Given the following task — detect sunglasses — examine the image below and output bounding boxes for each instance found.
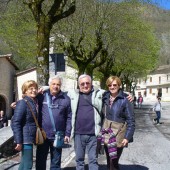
[80,82,90,86]
[108,84,118,87]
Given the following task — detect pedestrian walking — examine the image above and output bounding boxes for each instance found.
[153,97,162,125]
[137,95,143,109]
[0,110,7,128]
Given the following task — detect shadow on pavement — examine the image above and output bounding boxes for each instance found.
[120,164,149,170]
[62,143,72,149]
[63,164,107,170]
[63,164,148,170]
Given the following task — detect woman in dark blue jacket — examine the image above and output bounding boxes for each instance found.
[102,76,135,170]
[11,80,38,170]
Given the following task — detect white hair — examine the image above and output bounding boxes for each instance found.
[48,75,63,85]
[78,74,92,84]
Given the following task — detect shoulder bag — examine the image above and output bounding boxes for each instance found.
[46,93,65,148]
[24,99,46,145]
[102,105,127,148]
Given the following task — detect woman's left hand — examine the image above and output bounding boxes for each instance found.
[122,139,128,147]
[15,144,22,151]
[126,94,133,102]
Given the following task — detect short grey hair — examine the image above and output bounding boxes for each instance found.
[78,74,92,84]
[48,75,63,85]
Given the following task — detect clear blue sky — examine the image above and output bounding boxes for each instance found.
[154,0,170,10]
[107,0,170,10]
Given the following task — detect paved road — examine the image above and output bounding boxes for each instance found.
[1,101,170,170]
[62,101,170,170]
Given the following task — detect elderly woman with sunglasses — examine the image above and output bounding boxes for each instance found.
[101,76,135,170]
[11,80,38,170]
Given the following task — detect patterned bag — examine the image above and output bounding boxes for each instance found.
[97,128,117,159]
[102,118,127,148]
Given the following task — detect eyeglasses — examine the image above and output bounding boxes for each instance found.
[108,84,118,87]
[80,82,90,86]
[28,87,38,91]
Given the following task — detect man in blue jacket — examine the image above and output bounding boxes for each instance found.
[36,75,72,170]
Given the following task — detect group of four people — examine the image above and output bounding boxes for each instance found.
[11,74,135,170]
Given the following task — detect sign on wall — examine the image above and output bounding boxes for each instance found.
[49,53,65,75]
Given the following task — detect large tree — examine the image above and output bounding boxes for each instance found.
[54,0,160,87]
[22,0,76,85]
[53,0,109,77]
[0,0,76,85]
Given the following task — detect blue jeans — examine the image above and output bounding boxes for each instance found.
[74,134,98,170]
[19,144,33,170]
[36,139,62,170]
[155,111,161,123]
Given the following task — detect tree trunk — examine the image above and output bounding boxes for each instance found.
[100,76,107,90]
[36,21,51,86]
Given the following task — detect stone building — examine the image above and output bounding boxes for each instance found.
[135,65,170,101]
[0,54,19,119]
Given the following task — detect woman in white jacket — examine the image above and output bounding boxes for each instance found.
[153,97,162,125]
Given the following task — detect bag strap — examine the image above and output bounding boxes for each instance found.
[46,93,56,132]
[108,120,125,136]
[83,94,100,114]
[24,99,40,128]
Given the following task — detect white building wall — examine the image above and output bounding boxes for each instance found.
[135,72,170,101]
[17,70,37,100]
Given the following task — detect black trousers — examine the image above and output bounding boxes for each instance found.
[104,145,123,170]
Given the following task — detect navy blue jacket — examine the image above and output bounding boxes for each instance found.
[102,90,135,141]
[11,96,37,144]
[37,90,72,140]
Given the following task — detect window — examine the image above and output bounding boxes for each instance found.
[144,78,147,83]
[166,87,168,93]
[150,77,152,82]
[149,88,152,94]
[159,77,161,84]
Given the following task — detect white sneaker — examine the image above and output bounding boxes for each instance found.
[153,119,156,124]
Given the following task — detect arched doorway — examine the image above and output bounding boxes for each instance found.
[0,95,6,115]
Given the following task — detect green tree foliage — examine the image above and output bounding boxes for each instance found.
[23,0,76,85]
[53,0,109,78]
[0,0,76,85]
[0,0,161,90]
[141,5,170,65]
[54,0,160,88]
[0,1,37,70]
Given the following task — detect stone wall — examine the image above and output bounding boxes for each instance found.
[0,57,17,118]
[0,127,18,158]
